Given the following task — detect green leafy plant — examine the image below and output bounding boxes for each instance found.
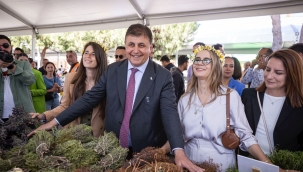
[268,149,303,171]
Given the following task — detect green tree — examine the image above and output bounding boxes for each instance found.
[9,35,32,53]
[36,34,61,62]
[151,22,199,59]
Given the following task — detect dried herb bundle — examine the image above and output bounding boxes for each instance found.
[25,130,54,159]
[0,107,42,150]
[0,156,25,172]
[126,147,169,168]
[94,132,119,156]
[193,158,221,172]
[53,140,98,169]
[91,146,128,171]
[43,155,72,171]
[54,124,93,145]
[2,124,127,171]
[139,162,184,172]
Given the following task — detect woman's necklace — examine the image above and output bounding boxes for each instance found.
[194,105,202,115]
[267,95,284,105]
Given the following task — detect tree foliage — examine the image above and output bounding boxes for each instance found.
[151,22,199,59]
[8,22,199,60]
[9,35,31,53]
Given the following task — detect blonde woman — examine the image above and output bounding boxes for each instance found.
[162,46,271,171]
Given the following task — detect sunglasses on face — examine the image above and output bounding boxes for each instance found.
[193,58,212,65]
[0,43,9,49]
[115,55,124,59]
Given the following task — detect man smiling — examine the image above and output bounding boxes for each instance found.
[29,24,203,172]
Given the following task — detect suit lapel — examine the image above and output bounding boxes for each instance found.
[252,91,265,132]
[117,61,128,110]
[132,60,156,113]
[275,98,293,128]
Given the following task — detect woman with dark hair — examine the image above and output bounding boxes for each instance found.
[31,42,107,137]
[222,56,245,96]
[161,46,270,171]
[242,49,303,155]
[43,62,62,110]
[232,56,242,80]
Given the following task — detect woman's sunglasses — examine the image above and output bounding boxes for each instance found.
[0,43,9,49]
[115,55,124,59]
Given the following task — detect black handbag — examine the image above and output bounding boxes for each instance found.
[45,92,54,101]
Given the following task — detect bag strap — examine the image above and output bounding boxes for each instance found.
[257,91,274,153]
[226,88,231,134]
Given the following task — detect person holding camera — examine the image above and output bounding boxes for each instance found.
[0,35,35,121]
[43,62,62,110]
[241,48,273,88]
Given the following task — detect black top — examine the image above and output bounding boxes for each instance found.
[172,68,185,103]
[38,66,46,75]
[165,63,176,72]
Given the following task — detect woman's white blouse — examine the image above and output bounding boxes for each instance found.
[178,87,257,153]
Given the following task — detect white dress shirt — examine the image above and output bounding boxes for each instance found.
[126,59,149,107]
[2,68,15,119]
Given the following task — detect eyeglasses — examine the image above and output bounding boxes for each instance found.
[193,58,212,65]
[0,43,9,48]
[115,55,124,59]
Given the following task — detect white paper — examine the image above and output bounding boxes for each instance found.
[237,155,279,172]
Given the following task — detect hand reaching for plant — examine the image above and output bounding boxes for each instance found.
[29,113,43,120]
[27,119,58,137]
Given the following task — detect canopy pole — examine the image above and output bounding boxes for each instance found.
[31,30,36,60]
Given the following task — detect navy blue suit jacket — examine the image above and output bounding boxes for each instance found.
[56,59,184,152]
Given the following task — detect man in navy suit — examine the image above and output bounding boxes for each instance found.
[29,24,203,172]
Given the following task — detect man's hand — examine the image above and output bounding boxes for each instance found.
[0,59,12,68]
[174,149,205,172]
[27,119,58,137]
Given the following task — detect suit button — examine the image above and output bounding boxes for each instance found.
[119,121,122,124]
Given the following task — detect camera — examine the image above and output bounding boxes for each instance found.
[0,50,14,63]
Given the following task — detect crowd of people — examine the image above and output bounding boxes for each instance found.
[1,23,303,171]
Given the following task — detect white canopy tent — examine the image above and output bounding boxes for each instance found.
[1,0,303,57]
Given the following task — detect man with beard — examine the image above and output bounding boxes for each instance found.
[0,35,35,122]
